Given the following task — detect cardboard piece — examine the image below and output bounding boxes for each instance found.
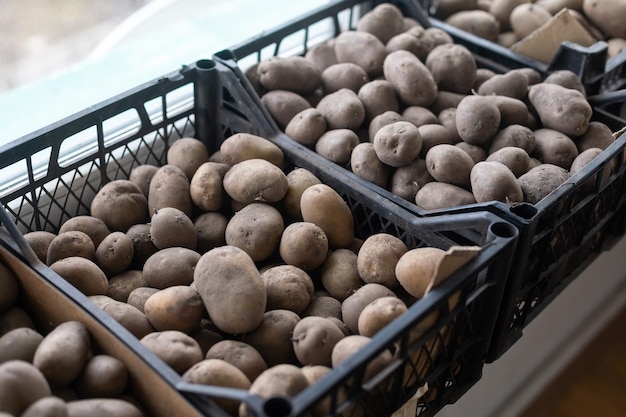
[511,8,598,64]
[425,245,482,295]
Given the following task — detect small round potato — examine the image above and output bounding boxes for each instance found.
[167,137,210,180]
[219,133,284,168]
[315,129,360,164]
[391,158,435,202]
[140,330,203,374]
[91,180,149,232]
[300,184,355,249]
[49,257,109,296]
[470,161,524,204]
[223,159,289,204]
[75,354,128,398]
[205,340,268,382]
[95,231,134,276]
[284,108,327,148]
[150,207,197,250]
[425,144,475,188]
[279,222,329,272]
[518,164,571,204]
[46,230,95,265]
[316,88,366,131]
[143,247,201,289]
[426,43,477,94]
[350,143,391,188]
[194,211,228,253]
[373,121,423,167]
[357,233,407,289]
[261,265,315,315]
[358,296,408,337]
[395,247,447,298]
[0,328,44,364]
[0,360,51,415]
[129,164,159,198]
[190,162,228,212]
[532,128,579,170]
[148,164,193,217]
[23,231,57,264]
[485,147,531,178]
[126,287,159,313]
[106,270,147,302]
[282,168,322,221]
[225,203,284,262]
[292,316,345,367]
[90,295,155,339]
[341,283,396,335]
[244,309,301,367]
[58,215,111,249]
[144,286,204,334]
[331,335,392,382]
[455,95,501,146]
[320,249,363,301]
[241,364,309,417]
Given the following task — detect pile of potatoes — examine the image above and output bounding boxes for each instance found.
[0,260,144,417]
[245,2,618,211]
[433,0,626,58]
[19,133,475,416]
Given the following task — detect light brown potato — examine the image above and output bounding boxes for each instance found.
[583,0,626,39]
[91,180,148,232]
[126,287,159,313]
[373,121,423,167]
[390,158,435,202]
[532,128,579,169]
[489,124,536,155]
[129,164,159,198]
[58,215,111,249]
[189,162,228,212]
[386,26,434,61]
[486,147,531,177]
[477,70,529,100]
[225,203,284,262]
[302,295,343,321]
[140,330,203,374]
[95,231,134,276]
[357,234,407,289]
[517,163,571,204]
[261,89,312,130]
[320,249,363,302]
[194,211,228,253]
[244,309,301,367]
[455,95,501,146]
[425,144,475,188]
[446,10,500,41]
[383,50,438,107]
[206,340,267,382]
[149,206,197,250]
[147,164,192,217]
[341,283,396,335]
[32,321,90,388]
[22,231,57,264]
[493,96,532,128]
[0,360,51,415]
[489,0,532,31]
[0,263,19,312]
[0,328,43,364]
[90,295,155,339]
[144,285,204,333]
[334,30,387,77]
[75,354,128,398]
[292,316,345,366]
[49,257,109,296]
[331,335,393,382]
[167,137,209,180]
[358,79,400,121]
[125,223,158,269]
[456,142,487,164]
[220,133,284,168]
[46,230,95,265]
[315,129,360,164]
[543,70,587,96]
[282,168,322,221]
[358,296,407,337]
[321,63,369,94]
[20,396,67,417]
[426,43,477,94]
[528,83,592,137]
[261,265,314,315]
[279,222,329,271]
[284,108,328,148]
[258,56,321,95]
[316,88,366,131]
[395,247,446,298]
[356,3,405,44]
[437,107,463,143]
[223,159,289,204]
[415,182,477,210]
[66,398,143,417]
[300,365,335,417]
[510,3,552,39]
[143,247,200,289]
[300,184,355,249]
[570,147,610,193]
[575,121,615,152]
[305,42,338,73]
[106,270,147,302]
[194,246,266,334]
[470,161,524,203]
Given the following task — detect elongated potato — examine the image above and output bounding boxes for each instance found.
[0,360,51,415]
[91,180,148,232]
[223,159,289,204]
[49,257,109,296]
[470,161,524,203]
[300,184,354,249]
[257,56,321,95]
[148,164,192,217]
[383,50,438,107]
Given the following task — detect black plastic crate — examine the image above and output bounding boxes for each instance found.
[212,0,626,362]
[0,58,518,417]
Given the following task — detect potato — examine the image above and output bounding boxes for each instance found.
[193,212,227,253]
[368,110,405,142]
[58,215,111,248]
[140,330,202,374]
[583,0,626,39]
[90,295,155,339]
[240,364,309,417]
[291,316,345,367]
[426,43,477,94]
[489,124,536,155]
[419,123,455,157]
[189,162,228,212]
[341,283,396,335]
[517,163,571,203]
[315,129,360,164]
[489,0,531,31]
[302,295,342,321]
[223,159,288,204]
[144,286,204,333]
[0,328,43,364]
[46,230,95,265]
[22,231,56,264]
[477,69,529,100]
[334,30,387,77]
[395,247,447,298]
[320,249,362,301]
[320,62,369,94]
[147,164,192,217]
[220,133,284,168]
[90,180,148,232]
[429,91,466,115]
[278,222,329,271]
[75,354,128,398]
[433,0,479,19]
[142,247,200,289]
[358,80,400,121]
[167,137,209,180]
[126,287,159,313]
[261,90,312,130]
[402,106,438,127]
[415,182,477,210]
[95,231,134,276]
[456,142,487,164]
[125,223,158,269]
[0,360,51,415]
[357,234,407,289]
[446,10,500,41]
[509,3,552,39]
[129,164,159,198]
[0,307,34,336]
[331,335,392,382]
[226,203,284,262]
[182,359,251,415]
[206,340,267,382]
[532,128,579,169]
[32,321,90,388]
[0,263,19,312]
[282,168,322,220]
[383,50,438,107]
[426,144,475,188]
[544,70,586,96]
[261,265,314,315]
[358,296,408,337]
[386,27,434,61]
[300,184,354,249]
[305,42,338,73]
[486,147,531,177]
[473,67,496,90]
[106,270,147,302]
[575,121,615,152]
[66,399,143,417]
[49,257,109,296]
[356,3,405,44]
[258,56,321,95]
[149,207,197,250]
[536,0,584,14]
[437,107,463,143]
[390,158,435,202]
[194,246,266,334]
[21,396,67,417]
[316,88,366,131]
[470,161,524,203]
[527,83,592,137]
[373,121,423,168]
[455,95,501,145]
[244,309,300,367]
[284,108,327,148]
[570,148,610,193]
[300,365,335,417]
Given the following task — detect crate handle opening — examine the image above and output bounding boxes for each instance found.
[509,203,538,220]
[263,396,292,417]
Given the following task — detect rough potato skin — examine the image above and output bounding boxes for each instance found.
[257,56,321,95]
[415,182,477,210]
[357,233,407,289]
[532,128,579,169]
[383,50,438,107]
[470,161,524,203]
[517,164,571,204]
[316,88,366,131]
[528,83,592,137]
[426,43,477,94]
[223,159,289,204]
[0,360,51,416]
[373,121,423,167]
[425,144,475,188]
[455,95,501,146]
[91,180,148,232]
[334,30,387,77]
